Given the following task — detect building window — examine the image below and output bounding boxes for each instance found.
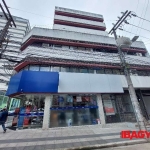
[113,69,120,75]
[54,44,62,48]
[52,66,60,72]
[24,66,29,71]
[105,69,112,74]
[79,68,88,73]
[72,46,78,50]
[70,67,79,73]
[61,67,70,72]
[89,69,94,73]
[96,68,104,74]
[40,66,50,71]
[29,65,39,71]
[137,70,148,76]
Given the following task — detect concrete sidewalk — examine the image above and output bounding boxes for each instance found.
[0,125,149,150]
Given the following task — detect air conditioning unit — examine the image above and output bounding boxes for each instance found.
[42,43,49,48]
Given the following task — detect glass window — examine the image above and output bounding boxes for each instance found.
[50,94,99,128]
[113,69,120,75]
[72,46,78,50]
[54,44,62,48]
[3,96,8,104]
[61,67,70,72]
[52,66,60,72]
[79,68,88,73]
[29,65,39,71]
[137,70,148,76]
[24,66,29,71]
[89,69,94,73]
[120,70,124,75]
[0,95,3,106]
[70,68,79,73]
[40,66,50,71]
[96,69,104,74]
[78,47,85,50]
[147,71,150,76]
[105,69,112,74]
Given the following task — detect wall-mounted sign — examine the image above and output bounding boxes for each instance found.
[103,100,115,115]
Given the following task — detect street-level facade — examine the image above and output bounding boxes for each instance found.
[6,7,150,129]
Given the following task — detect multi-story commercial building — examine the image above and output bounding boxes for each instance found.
[6,7,150,129]
[0,12,30,109]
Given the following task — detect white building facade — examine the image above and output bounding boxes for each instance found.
[0,12,30,91]
[6,7,150,129]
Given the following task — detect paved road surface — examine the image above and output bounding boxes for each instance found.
[96,143,150,150]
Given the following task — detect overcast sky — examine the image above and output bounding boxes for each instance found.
[2,0,150,51]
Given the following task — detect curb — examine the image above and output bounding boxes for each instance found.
[66,139,149,150]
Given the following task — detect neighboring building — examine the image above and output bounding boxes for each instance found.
[0,12,30,110]
[0,12,30,90]
[6,7,150,129]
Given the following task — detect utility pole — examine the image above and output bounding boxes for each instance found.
[0,0,16,59]
[109,11,146,130]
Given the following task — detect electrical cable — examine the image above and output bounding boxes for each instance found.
[130,0,139,35]
[139,0,149,35]
[136,0,147,34]
[118,28,150,41]
[124,21,150,33]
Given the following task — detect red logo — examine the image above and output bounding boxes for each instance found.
[121,130,150,140]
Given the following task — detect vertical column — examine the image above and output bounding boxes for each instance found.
[97,94,106,126]
[42,95,53,129]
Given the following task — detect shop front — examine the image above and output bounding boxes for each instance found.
[50,94,99,128]
[7,92,137,129]
[8,94,99,129]
[5,71,139,129]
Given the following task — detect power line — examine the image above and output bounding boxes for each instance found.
[118,28,150,41]
[139,0,149,35]
[7,6,54,20]
[132,14,150,23]
[136,0,147,34]
[130,0,139,35]
[124,21,150,33]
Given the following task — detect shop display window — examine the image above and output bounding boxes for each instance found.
[16,96,45,129]
[50,94,99,128]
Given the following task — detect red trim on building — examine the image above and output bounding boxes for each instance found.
[20,37,147,54]
[14,60,121,72]
[15,59,150,73]
[55,11,104,22]
[54,19,106,31]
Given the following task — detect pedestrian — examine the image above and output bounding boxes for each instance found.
[0,107,8,133]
